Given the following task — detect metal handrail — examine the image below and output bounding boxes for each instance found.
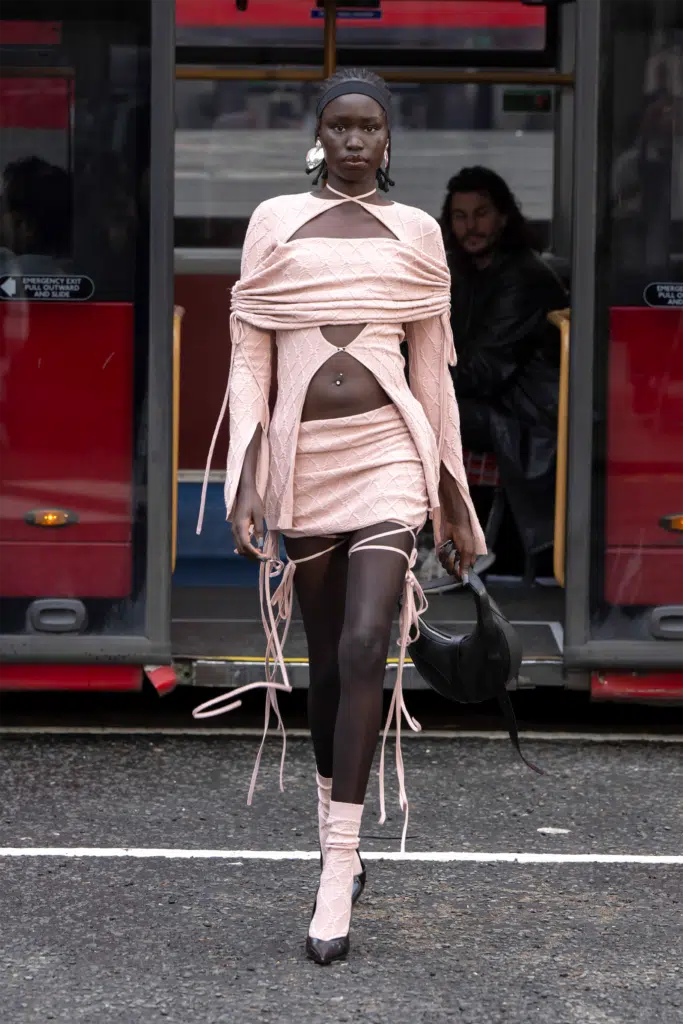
[548,307,571,588]
[175,66,574,86]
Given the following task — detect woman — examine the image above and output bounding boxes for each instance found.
[195,69,486,965]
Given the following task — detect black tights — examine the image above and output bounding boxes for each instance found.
[284,522,414,805]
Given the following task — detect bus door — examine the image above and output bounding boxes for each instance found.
[0,1,175,688]
[172,0,575,689]
[565,0,683,695]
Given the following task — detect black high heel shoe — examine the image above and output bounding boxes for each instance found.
[305,898,350,966]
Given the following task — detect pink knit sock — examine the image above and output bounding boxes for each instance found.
[309,800,363,942]
[317,774,363,876]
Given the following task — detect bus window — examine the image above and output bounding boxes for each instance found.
[592,0,683,637]
[0,76,72,276]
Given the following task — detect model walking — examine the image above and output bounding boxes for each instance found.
[196,69,486,965]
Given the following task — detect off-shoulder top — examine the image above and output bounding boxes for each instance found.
[197,190,486,554]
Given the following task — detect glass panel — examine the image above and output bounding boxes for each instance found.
[0,2,152,638]
[176,0,547,55]
[591,0,683,639]
[175,79,555,251]
[174,72,557,518]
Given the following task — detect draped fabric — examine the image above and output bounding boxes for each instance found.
[197,190,486,554]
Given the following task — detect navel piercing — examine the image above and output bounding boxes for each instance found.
[335,373,344,387]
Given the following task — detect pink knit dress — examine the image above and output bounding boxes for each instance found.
[195,190,486,848]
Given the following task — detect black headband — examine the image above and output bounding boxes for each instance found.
[316,80,391,126]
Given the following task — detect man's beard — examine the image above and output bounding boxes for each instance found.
[455,234,498,262]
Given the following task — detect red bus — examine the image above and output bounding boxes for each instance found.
[1,0,682,705]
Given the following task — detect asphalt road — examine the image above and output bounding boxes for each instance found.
[2,735,682,1024]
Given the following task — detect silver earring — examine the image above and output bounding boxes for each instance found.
[305,138,325,173]
[381,144,390,171]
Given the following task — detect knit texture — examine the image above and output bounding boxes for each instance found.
[316,773,363,878]
[197,191,486,555]
[309,800,363,942]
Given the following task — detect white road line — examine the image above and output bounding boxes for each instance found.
[1,726,681,743]
[0,848,681,864]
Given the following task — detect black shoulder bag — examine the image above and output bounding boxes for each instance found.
[408,572,544,775]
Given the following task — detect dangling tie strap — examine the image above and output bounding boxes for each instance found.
[348,525,427,852]
[192,533,345,803]
[192,523,428,851]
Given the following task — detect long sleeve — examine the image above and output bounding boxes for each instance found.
[196,203,275,532]
[405,220,487,554]
[406,314,487,555]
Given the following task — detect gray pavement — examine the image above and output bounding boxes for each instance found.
[2,735,682,1023]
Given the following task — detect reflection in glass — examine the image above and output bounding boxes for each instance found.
[175,80,555,250]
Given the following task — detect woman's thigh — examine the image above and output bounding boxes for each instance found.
[283,534,349,661]
[342,522,414,641]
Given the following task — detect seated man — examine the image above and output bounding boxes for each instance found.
[441,166,568,568]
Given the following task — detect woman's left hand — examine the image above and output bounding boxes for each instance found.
[437,519,478,579]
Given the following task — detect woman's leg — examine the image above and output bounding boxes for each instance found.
[283,534,348,778]
[307,521,414,958]
[332,521,414,804]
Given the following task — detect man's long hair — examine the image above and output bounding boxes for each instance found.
[440,166,538,264]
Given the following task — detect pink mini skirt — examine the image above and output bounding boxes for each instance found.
[285,402,429,538]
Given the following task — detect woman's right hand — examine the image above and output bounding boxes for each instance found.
[232,487,267,561]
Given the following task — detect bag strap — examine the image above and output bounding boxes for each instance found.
[494,677,545,776]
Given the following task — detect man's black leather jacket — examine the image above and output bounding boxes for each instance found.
[450,247,568,426]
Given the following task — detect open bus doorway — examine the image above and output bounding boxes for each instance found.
[171,0,682,701]
[171,0,573,691]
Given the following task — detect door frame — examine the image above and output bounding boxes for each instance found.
[563,0,683,671]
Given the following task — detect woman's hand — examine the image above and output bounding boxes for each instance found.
[437,466,478,579]
[437,518,478,579]
[232,487,267,562]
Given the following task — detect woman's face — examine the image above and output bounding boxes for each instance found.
[318,93,388,184]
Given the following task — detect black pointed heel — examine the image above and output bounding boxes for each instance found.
[320,849,367,906]
[305,897,350,966]
[351,856,367,905]
[306,933,350,966]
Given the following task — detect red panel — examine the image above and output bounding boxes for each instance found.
[1,544,131,599]
[176,0,544,29]
[0,21,62,45]
[591,672,683,703]
[0,78,70,130]
[605,308,683,606]
[604,548,683,607]
[0,664,142,692]
[175,275,235,471]
[0,303,134,597]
